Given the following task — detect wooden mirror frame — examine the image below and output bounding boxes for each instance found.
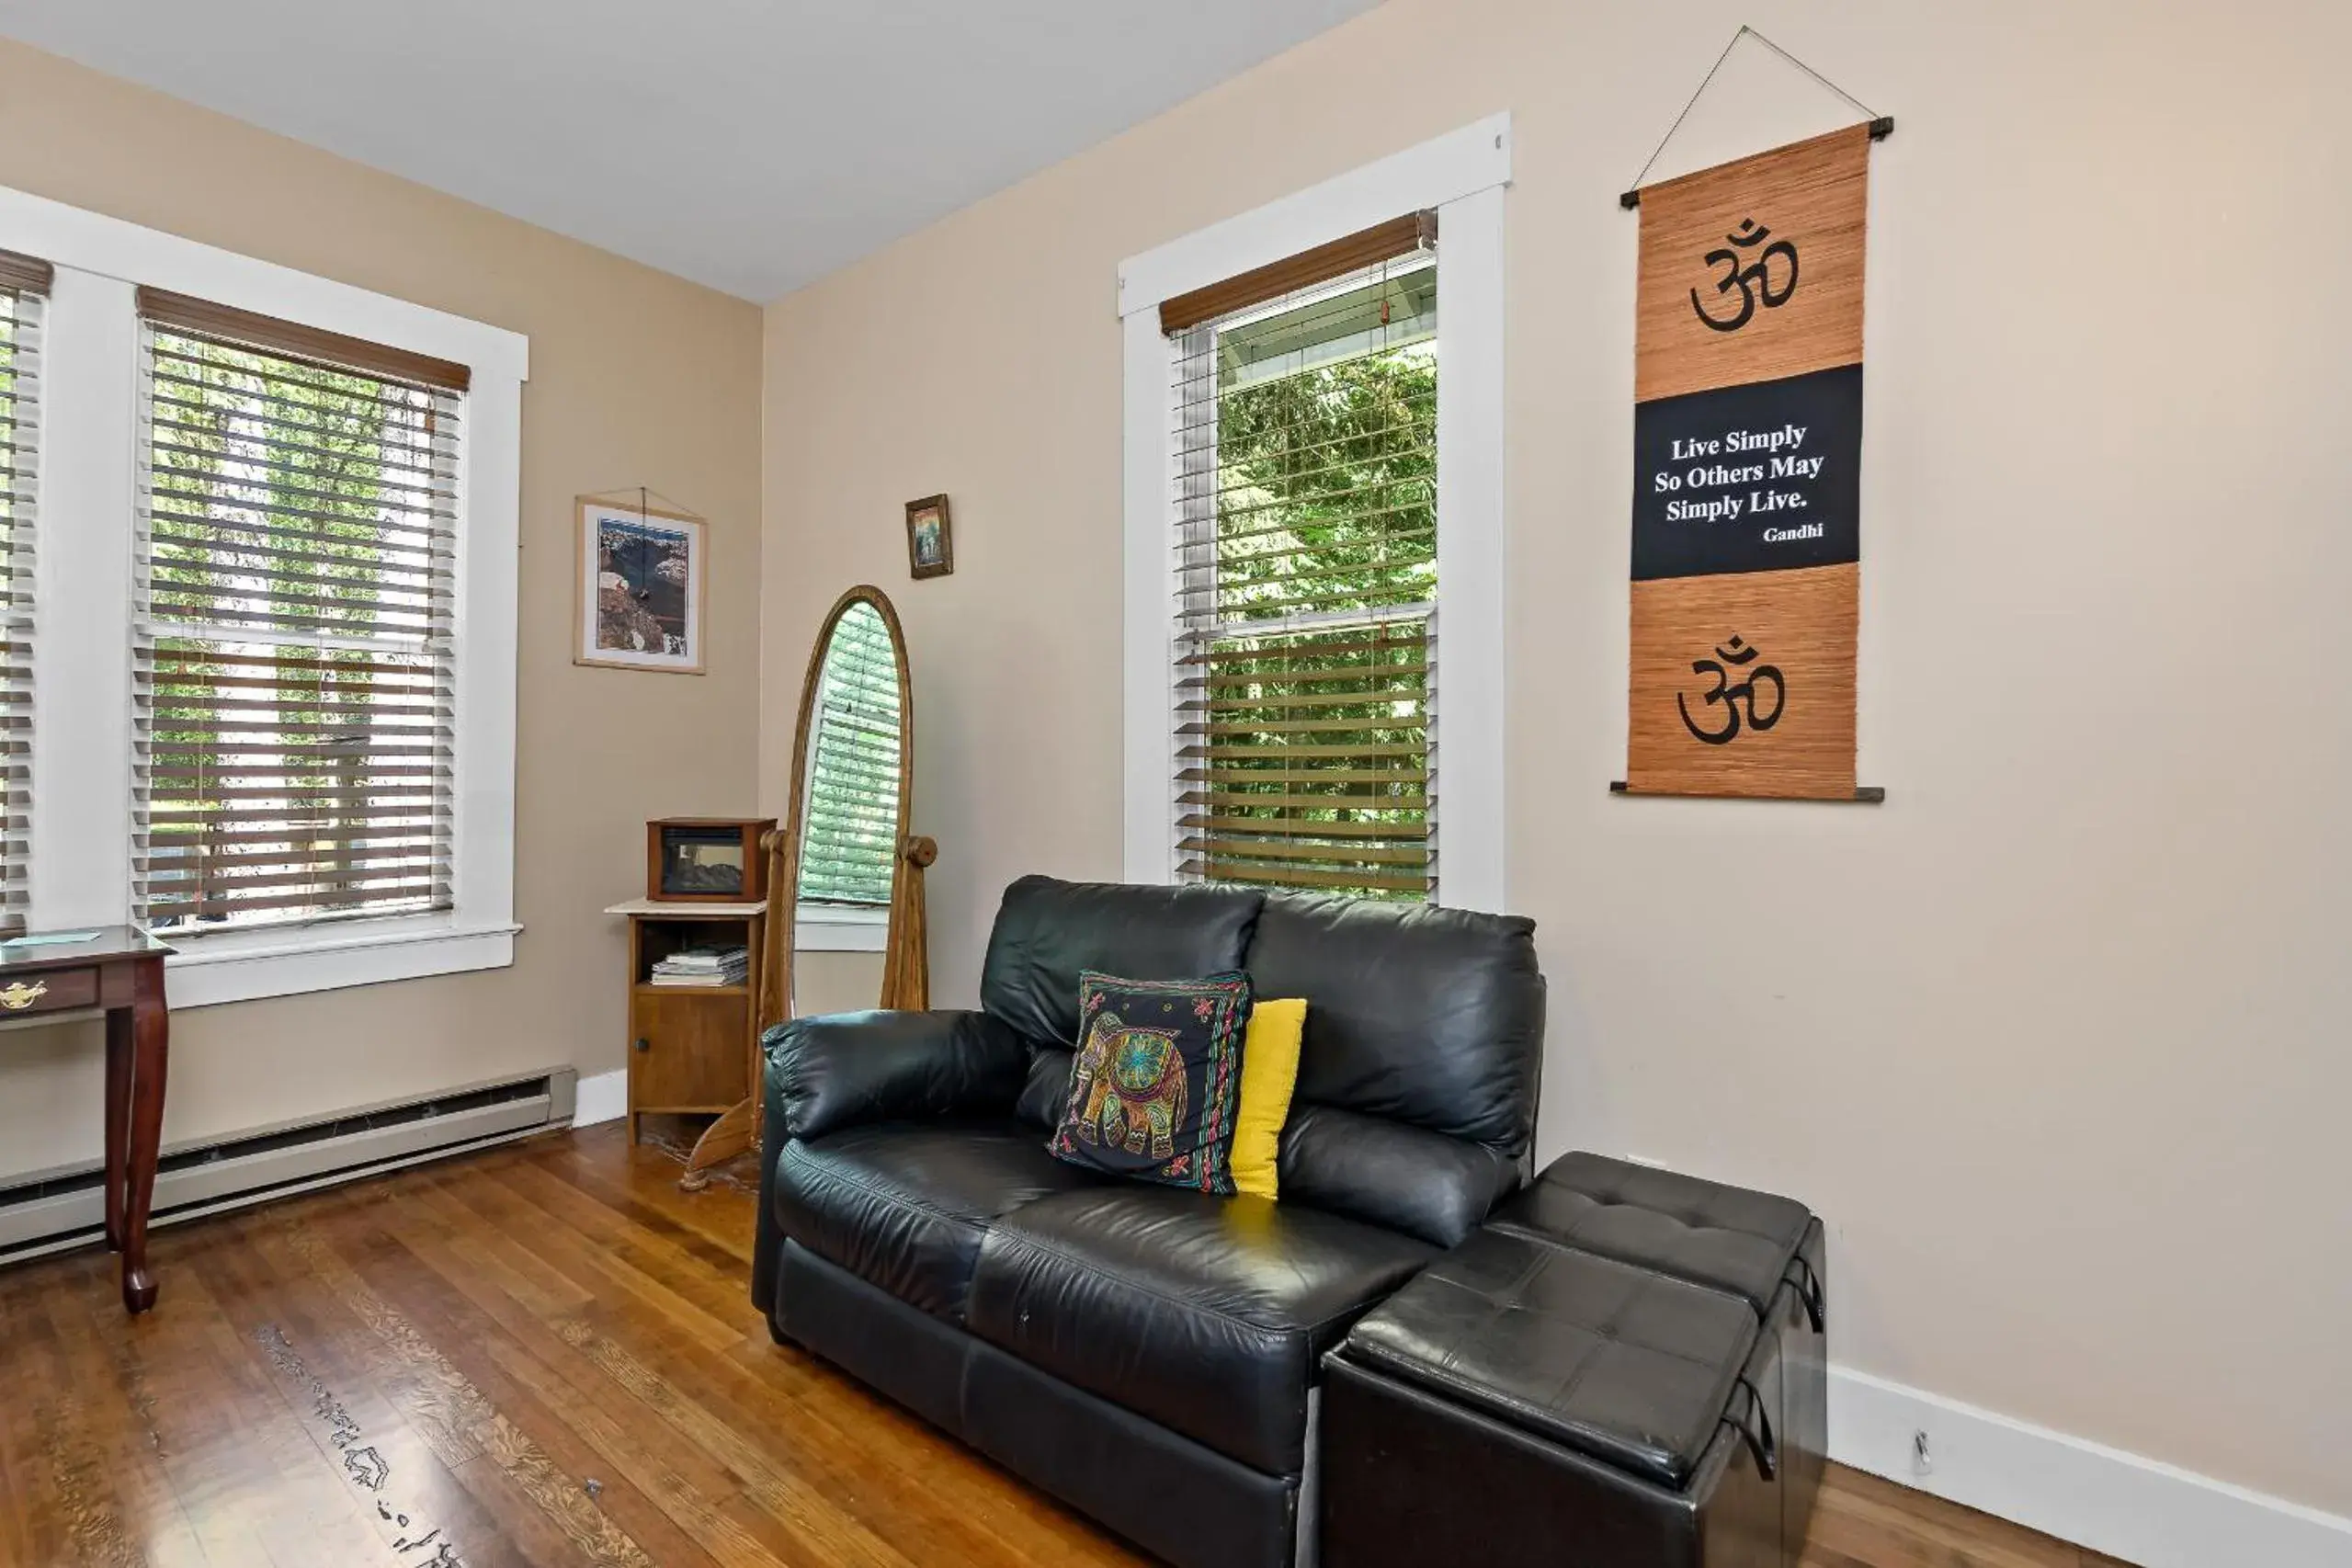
[680,585,932,1186]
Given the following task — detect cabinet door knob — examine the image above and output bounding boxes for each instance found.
[635,1037,651,1053]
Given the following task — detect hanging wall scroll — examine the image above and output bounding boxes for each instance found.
[1622,123,1880,800]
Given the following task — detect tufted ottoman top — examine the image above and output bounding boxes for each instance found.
[1336,1228,1757,1489]
[1488,1152,1813,1320]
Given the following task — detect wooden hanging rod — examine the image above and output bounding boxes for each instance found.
[1619,117,1893,210]
[1608,780,1887,803]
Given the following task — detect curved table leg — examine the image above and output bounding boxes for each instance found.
[104,1006,131,1252]
[120,956,168,1314]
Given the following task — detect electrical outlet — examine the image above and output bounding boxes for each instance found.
[1911,1429,1933,1475]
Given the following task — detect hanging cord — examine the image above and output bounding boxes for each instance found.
[578,486,703,618]
[637,486,652,598]
[1619,25,1891,209]
[579,483,700,521]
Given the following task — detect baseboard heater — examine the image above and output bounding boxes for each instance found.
[0,1066,580,1267]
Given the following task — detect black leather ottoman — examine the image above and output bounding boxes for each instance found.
[1490,1155,1828,1567]
[1319,1155,1828,1568]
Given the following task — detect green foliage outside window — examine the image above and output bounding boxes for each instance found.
[1191,265,1437,900]
[143,333,446,928]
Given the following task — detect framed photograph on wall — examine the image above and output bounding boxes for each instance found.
[905,494,953,580]
[575,494,707,674]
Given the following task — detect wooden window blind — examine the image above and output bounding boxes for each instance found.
[0,253,48,935]
[797,601,902,907]
[1170,214,1439,898]
[131,296,461,934]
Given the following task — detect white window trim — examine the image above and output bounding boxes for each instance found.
[795,903,891,953]
[1117,115,1511,913]
[2,184,528,1007]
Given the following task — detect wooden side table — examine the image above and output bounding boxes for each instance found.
[0,926,173,1313]
[603,899,766,1146]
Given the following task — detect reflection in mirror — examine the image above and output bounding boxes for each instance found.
[798,601,903,911]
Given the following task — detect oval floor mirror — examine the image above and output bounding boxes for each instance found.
[680,585,932,1187]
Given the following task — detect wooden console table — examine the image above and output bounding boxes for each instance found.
[0,927,173,1313]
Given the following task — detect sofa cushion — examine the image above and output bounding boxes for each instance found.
[1275,1105,1519,1248]
[966,1186,1435,1475]
[1247,893,1544,1151]
[768,1009,1028,1142]
[774,1120,1104,1322]
[1244,894,1543,1239]
[1049,971,1253,1194]
[982,876,1265,1051]
[1231,999,1307,1201]
[1488,1152,1812,1319]
[1015,1047,1074,1129]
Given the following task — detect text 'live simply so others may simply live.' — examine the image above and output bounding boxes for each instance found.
[1653,422,1824,541]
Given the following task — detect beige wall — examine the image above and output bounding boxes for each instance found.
[793,951,887,1017]
[760,0,2352,1517]
[0,40,766,1176]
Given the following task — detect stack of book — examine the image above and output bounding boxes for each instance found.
[649,945,749,987]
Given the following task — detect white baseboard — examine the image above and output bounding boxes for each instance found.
[572,1068,628,1129]
[1831,1365,2352,1567]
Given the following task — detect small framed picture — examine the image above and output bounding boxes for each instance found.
[905,494,953,580]
[575,495,707,674]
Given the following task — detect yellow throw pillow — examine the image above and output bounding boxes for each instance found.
[1232,999,1307,1201]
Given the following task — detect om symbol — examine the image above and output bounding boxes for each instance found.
[1689,218,1799,334]
[1678,635,1785,745]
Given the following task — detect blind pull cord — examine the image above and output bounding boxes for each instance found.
[1619,25,1891,210]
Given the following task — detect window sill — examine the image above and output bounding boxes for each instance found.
[163,918,521,1008]
[795,904,889,953]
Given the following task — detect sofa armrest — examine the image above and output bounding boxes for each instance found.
[764,1009,1029,1142]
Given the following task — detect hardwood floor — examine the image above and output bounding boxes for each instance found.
[0,1124,2131,1568]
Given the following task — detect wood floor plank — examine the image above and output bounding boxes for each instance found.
[36,1262,211,1568]
[421,1162,746,1357]
[0,1122,2138,1568]
[529,1132,759,1265]
[332,1187,804,1566]
[446,1145,1143,1566]
[400,1171,1110,1568]
[192,1213,537,1568]
[383,1179,921,1568]
[476,1159,761,1345]
[288,1194,702,1568]
[256,1202,664,1568]
[0,1271,58,1567]
[5,1256,155,1568]
[332,1218,756,1568]
[1801,1464,2095,1568]
[87,1229,401,1568]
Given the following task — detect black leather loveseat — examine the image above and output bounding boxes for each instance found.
[751,876,1546,1568]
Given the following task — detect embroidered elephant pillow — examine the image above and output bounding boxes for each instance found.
[1047,970,1252,1195]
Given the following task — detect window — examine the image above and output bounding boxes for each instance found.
[797,599,901,908]
[4,180,524,1005]
[1168,218,1437,897]
[1121,117,1510,911]
[0,250,46,936]
[132,291,464,935]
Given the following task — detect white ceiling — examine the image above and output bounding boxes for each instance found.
[0,0,1381,301]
